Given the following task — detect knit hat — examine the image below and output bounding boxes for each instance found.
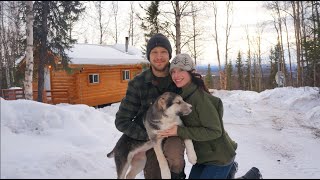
[146,33,172,61]
[170,53,195,72]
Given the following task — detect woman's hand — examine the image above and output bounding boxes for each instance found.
[157,125,178,138]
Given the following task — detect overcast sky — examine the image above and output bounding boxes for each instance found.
[73,1,289,66]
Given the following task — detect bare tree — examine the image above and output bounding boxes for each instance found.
[1,2,12,88]
[245,25,253,90]
[128,1,134,46]
[0,1,24,89]
[283,13,293,86]
[171,1,191,54]
[111,1,118,43]
[224,1,233,71]
[253,23,265,92]
[212,1,223,89]
[291,1,302,86]
[159,1,193,56]
[224,1,233,90]
[24,1,34,100]
[0,1,5,89]
[186,1,205,65]
[94,1,110,44]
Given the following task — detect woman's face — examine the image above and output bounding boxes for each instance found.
[170,68,192,88]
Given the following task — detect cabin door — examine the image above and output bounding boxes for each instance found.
[44,68,51,91]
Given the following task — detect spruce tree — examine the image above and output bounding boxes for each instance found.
[268,44,280,88]
[226,60,233,90]
[139,1,167,55]
[235,51,244,90]
[33,1,85,102]
[205,64,214,89]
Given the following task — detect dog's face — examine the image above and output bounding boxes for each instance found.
[157,92,192,116]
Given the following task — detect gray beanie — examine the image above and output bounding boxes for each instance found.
[146,33,172,61]
[170,53,195,72]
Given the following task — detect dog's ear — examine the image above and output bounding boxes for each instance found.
[157,97,166,111]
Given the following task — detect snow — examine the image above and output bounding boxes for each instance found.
[66,44,148,65]
[16,43,149,66]
[1,86,320,179]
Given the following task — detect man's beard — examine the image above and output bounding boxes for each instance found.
[151,62,169,72]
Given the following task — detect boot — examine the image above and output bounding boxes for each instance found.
[171,171,186,179]
[240,167,262,179]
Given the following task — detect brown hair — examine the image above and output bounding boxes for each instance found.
[188,71,210,94]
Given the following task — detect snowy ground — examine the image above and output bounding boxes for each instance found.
[1,86,320,179]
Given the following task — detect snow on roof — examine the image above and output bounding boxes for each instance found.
[112,43,144,56]
[15,54,26,66]
[66,43,149,65]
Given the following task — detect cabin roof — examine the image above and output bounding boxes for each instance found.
[67,43,148,65]
[16,43,149,66]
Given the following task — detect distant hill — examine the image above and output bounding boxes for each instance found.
[196,65,222,76]
[196,64,297,76]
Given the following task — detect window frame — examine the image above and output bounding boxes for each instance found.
[122,70,130,81]
[88,74,100,84]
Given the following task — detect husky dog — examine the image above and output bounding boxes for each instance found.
[107,92,197,179]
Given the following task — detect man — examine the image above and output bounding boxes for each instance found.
[114,33,186,179]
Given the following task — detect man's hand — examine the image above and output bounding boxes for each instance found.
[157,125,178,138]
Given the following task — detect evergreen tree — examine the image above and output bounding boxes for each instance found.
[235,51,244,90]
[205,64,214,89]
[223,59,228,90]
[33,1,85,102]
[226,60,233,90]
[138,1,167,55]
[268,44,281,88]
[252,55,257,91]
[244,50,251,90]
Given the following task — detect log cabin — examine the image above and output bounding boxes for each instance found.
[17,40,149,107]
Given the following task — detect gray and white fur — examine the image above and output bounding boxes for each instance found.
[107,92,197,179]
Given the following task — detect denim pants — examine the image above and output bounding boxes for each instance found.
[189,162,234,179]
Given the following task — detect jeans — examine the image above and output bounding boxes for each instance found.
[189,162,234,179]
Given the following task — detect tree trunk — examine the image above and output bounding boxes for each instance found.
[276,2,286,76]
[24,1,34,100]
[38,1,49,102]
[292,1,302,86]
[212,2,222,89]
[283,16,293,86]
[175,1,181,54]
[245,26,252,90]
[224,1,232,90]
[300,1,307,86]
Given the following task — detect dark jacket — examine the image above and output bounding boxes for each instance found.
[115,67,180,140]
[177,82,237,165]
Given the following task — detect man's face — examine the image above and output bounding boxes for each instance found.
[149,46,170,72]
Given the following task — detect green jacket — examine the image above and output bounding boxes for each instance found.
[115,67,180,141]
[177,82,237,165]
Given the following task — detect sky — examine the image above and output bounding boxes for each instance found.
[73,1,285,66]
[1,86,320,179]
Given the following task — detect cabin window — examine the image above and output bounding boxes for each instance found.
[89,74,99,84]
[122,70,130,80]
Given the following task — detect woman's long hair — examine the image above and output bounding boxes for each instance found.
[189,71,210,94]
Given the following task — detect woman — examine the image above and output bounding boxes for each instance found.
[158,53,238,179]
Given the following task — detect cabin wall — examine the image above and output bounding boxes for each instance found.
[73,65,142,106]
[50,69,75,104]
[50,64,143,106]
